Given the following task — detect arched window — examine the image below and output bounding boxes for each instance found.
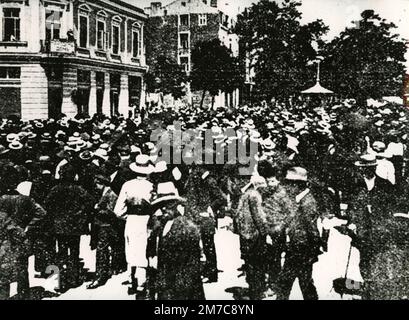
[111,16,122,55]
[78,4,91,48]
[96,11,108,50]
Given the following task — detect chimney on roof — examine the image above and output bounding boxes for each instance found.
[150,2,162,16]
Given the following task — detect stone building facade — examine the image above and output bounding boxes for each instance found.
[145,0,240,109]
[0,0,147,120]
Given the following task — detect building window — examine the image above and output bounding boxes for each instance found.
[179,14,189,26]
[3,8,20,41]
[112,24,120,54]
[180,57,189,72]
[97,20,106,50]
[132,29,140,58]
[198,14,207,26]
[45,10,62,40]
[180,33,189,49]
[111,17,122,55]
[79,14,89,48]
[0,67,21,79]
[96,11,107,51]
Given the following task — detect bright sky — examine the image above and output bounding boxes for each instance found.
[133,0,408,38]
[132,0,409,66]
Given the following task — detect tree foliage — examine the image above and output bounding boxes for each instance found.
[322,10,407,104]
[146,55,188,99]
[145,17,187,99]
[235,0,329,101]
[190,39,243,108]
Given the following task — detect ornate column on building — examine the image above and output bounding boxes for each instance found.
[102,73,111,116]
[123,18,129,63]
[88,71,97,116]
[29,0,41,52]
[118,73,129,117]
[61,67,78,118]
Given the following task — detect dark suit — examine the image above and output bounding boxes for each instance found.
[45,182,94,288]
[235,188,268,299]
[156,216,205,300]
[349,176,397,299]
[275,184,321,300]
[0,191,46,298]
[184,166,228,280]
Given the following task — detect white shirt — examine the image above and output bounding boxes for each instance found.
[114,178,153,218]
[386,142,404,157]
[364,176,376,192]
[376,158,395,185]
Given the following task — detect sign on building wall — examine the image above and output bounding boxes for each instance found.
[50,40,75,54]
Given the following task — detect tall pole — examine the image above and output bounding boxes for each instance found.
[316,60,321,84]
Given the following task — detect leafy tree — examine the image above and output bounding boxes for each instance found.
[322,10,407,106]
[146,55,187,99]
[190,39,243,109]
[145,17,187,99]
[235,0,329,101]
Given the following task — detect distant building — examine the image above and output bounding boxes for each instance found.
[0,0,148,120]
[145,0,240,109]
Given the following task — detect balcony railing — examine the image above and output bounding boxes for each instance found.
[41,39,76,55]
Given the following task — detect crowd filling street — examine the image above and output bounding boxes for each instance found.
[1,97,409,300]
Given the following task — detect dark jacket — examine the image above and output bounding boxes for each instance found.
[365,215,409,300]
[0,191,46,236]
[266,184,321,262]
[235,188,267,240]
[0,211,28,282]
[45,182,94,236]
[0,192,46,282]
[156,216,205,300]
[184,166,228,231]
[349,176,396,251]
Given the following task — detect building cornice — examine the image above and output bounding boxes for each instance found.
[78,0,148,21]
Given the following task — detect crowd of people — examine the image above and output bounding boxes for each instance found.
[1,97,409,300]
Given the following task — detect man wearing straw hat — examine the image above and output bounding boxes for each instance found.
[275,167,321,300]
[344,154,396,299]
[114,154,154,296]
[150,183,204,300]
